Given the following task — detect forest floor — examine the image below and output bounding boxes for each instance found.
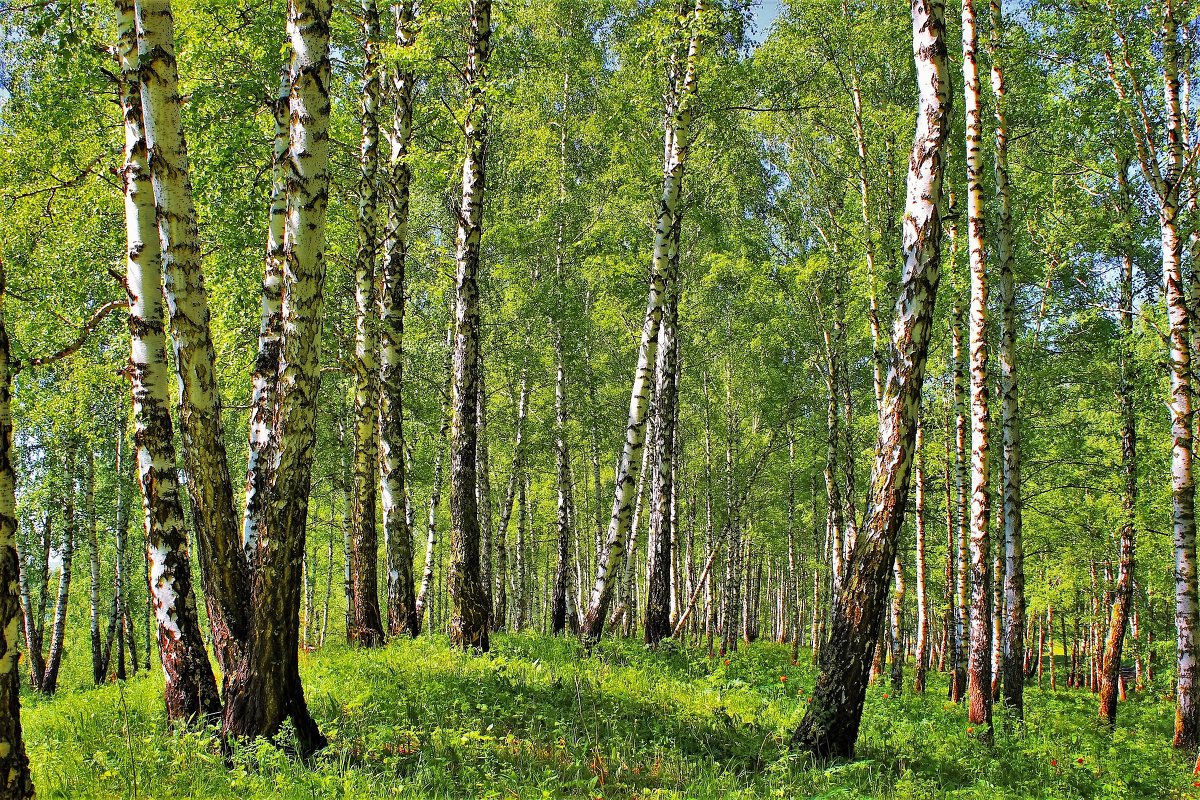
[20,633,1197,798]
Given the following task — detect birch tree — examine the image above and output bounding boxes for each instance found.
[791,0,951,753]
[0,258,33,799]
[381,0,419,638]
[116,0,221,721]
[448,0,493,652]
[581,0,707,645]
[347,0,385,647]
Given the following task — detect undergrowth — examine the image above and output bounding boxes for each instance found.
[20,634,1197,798]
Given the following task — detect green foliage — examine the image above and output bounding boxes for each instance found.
[22,635,1195,799]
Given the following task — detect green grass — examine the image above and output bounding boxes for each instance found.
[19,634,1198,798]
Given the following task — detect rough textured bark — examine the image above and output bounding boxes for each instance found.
[135,0,249,681]
[347,0,385,647]
[447,0,492,652]
[222,0,333,754]
[117,0,221,721]
[791,0,949,754]
[381,0,419,638]
[0,261,32,798]
[582,0,706,646]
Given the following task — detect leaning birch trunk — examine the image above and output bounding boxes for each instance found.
[347,0,385,647]
[0,259,33,799]
[223,0,333,755]
[1100,167,1137,728]
[381,0,419,637]
[962,0,993,735]
[991,0,1024,717]
[116,0,221,721]
[134,0,249,681]
[581,0,706,646]
[791,0,950,754]
[913,418,930,693]
[446,0,492,652]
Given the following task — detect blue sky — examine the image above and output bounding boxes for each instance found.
[750,0,784,43]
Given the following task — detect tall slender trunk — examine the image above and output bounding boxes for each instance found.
[990,0,1025,717]
[914,418,930,693]
[116,0,220,721]
[0,260,34,798]
[791,0,949,754]
[447,0,492,653]
[890,553,906,690]
[85,451,104,684]
[381,0,419,638]
[1100,167,1137,729]
[223,0,333,754]
[949,191,969,703]
[347,0,385,647]
[581,0,706,645]
[135,0,249,680]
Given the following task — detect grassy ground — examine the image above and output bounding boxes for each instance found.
[19,633,1198,798]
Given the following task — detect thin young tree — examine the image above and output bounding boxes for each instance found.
[582,0,707,645]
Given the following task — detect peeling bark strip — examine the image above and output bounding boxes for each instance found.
[962,0,993,736]
[242,66,291,560]
[223,0,332,755]
[582,0,707,646]
[791,0,950,755]
[0,260,34,799]
[990,0,1025,718]
[117,0,221,722]
[381,0,419,638]
[134,0,249,683]
[348,0,385,647]
[448,0,492,652]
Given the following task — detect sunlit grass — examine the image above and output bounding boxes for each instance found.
[20,633,1197,798]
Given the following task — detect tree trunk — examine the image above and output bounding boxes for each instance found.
[1100,169,1138,729]
[85,451,104,685]
[890,553,906,690]
[446,0,492,653]
[222,0,333,755]
[581,0,706,646]
[135,0,249,682]
[990,0,1025,718]
[380,0,419,639]
[913,418,930,693]
[0,260,34,798]
[347,0,385,648]
[117,0,221,721]
[962,0,993,735]
[791,0,950,753]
